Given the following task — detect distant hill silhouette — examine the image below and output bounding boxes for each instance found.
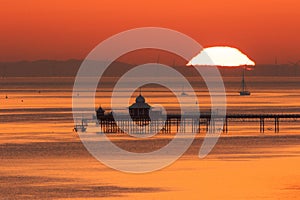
[0,60,299,77]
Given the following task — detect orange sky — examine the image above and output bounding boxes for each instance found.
[1,0,300,64]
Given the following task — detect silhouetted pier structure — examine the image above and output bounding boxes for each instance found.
[74,113,300,134]
[80,113,299,133]
[74,93,300,134]
[223,114,300,133]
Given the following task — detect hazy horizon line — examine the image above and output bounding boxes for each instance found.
[0,58,294,66]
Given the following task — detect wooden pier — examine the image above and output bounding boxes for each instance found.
[223,114,300,133]
[75,113,300,134]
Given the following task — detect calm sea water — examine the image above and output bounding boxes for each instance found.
[0,76,300,200]
[0,76,299,139]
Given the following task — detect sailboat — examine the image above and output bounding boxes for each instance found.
[3,66,8,99]
[180,86,188,96]
[239,67,251,96]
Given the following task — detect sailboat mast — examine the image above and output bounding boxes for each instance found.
[239,66,251,96]
[242,67,245,92]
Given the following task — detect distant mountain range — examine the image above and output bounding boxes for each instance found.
[0,59,299,77]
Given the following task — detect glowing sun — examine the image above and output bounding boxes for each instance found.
[187,46,255,67]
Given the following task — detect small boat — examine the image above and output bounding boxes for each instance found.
[73,118,87,132]
[239,67,251,96]
[240,90,251,96]
[181,91,188,96]
[180,86,188,96]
